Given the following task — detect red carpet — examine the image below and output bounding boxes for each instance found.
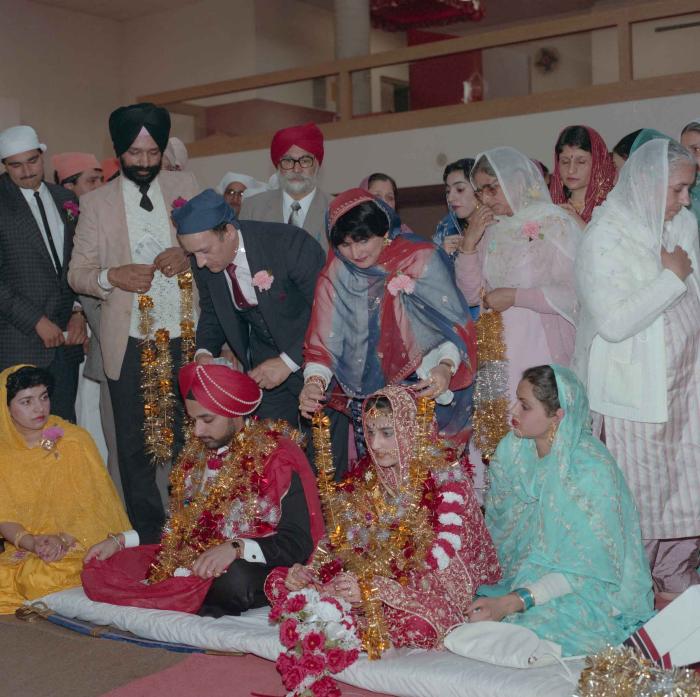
[102,653,396,697]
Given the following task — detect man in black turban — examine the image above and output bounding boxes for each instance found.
[68,103,199,544]
[108,103,171,210]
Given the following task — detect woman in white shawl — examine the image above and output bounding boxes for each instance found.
[574,137,700,598]
[455,146,581,405]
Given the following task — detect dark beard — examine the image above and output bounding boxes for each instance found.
[120,158,162,186]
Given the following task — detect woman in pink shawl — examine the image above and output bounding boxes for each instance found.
[455,147,581,409]
[549,125,616,228]
[265,386,500,651]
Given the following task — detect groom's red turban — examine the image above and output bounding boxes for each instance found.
[178,363,262,417]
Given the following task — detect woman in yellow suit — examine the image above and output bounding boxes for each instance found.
[0,364,133,613]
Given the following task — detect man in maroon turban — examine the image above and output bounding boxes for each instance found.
[82,361,324,617]
[240,122,331,250]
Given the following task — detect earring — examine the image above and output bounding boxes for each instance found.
[547,422,558,447]
[383,235,391,247]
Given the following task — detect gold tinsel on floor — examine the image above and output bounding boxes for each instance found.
[472,309,510,458]
[577,647,700,697]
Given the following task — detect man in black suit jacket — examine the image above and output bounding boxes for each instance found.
[175,190,350,476]
[0,126,86,421]
[175,188,325,425]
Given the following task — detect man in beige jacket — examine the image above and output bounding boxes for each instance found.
[69,103,198,543]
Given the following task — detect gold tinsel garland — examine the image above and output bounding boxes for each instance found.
[311,398,445,660]
[148,419,302,583]
[472,309,511,458]
[577,646,700,697]
[139,270,195,466]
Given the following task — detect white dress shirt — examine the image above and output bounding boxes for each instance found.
[21,183,65,270]
[282,189,316,228]
[195,231,299,372]
[209,445,266,564]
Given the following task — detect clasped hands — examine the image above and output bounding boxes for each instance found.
[23,533,76,563]
[107,247,190,294]
[35,312,87,349]
[285,564,362,606]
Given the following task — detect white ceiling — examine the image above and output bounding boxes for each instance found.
[31,0,204,21]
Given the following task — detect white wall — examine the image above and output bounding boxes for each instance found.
[0,97,21,132]
[0,0,123,158]
[121,0,256,100]
[254,0,334,108]
[187,91,700,192]
[591,12,700,84]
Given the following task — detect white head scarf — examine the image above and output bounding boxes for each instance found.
[471,146,581,323]
[163,137,188,170]
[573,138,700,382]
[217,172,271,199]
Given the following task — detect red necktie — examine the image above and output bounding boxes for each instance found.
[226,263,251,309]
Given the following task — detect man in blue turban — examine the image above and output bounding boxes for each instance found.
[174,189,349,476]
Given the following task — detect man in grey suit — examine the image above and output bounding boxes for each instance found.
[240,122,331,251]
[0,126,86,422]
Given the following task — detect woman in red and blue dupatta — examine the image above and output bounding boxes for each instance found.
[300,188,476,454]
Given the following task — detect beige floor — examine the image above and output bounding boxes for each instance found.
[0,613,183,697]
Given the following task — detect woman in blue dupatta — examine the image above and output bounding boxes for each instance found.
[300,188,477,453]
[467,364,653,656]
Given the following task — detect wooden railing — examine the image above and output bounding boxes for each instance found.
[139,0,700,158]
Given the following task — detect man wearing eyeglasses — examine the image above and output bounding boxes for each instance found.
[240,123,331,251]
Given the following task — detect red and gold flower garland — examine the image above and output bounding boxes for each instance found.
[148,419,301,583]
[311,400,465,659]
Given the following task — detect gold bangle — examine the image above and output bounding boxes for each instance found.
[14,530,31,549]
[438,359,456,374]
[305,375,328,392]
[107,533,124,551]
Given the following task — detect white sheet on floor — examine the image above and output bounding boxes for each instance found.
[34,588,582,697]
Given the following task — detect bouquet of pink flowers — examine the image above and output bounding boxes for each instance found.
[270,587,362,697]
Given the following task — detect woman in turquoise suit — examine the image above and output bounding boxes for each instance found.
[467,364,654,656]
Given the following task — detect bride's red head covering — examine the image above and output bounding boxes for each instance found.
[178,363,262,417]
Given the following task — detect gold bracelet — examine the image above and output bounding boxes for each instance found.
[438,359,457,375]
[14,530,31,550]
[107,533,124,551]
[305,375,328,392]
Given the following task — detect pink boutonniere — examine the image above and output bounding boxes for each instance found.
[40,426,64,456]
[62,201,80,222]
[521,221,543,241]
[172,197,188,209]
[252,270,274,291]
[387,272,416,296]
